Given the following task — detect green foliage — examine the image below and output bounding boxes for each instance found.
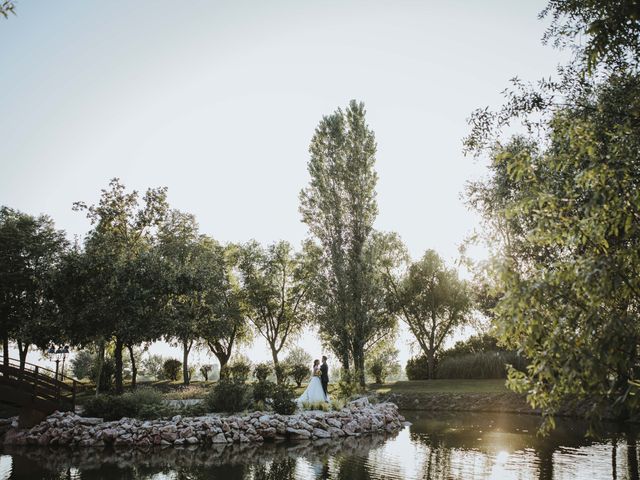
[70,350,95,380]
[205,378,253,413]
[162,359,182,381]
[270,383,297,415]
[252,379,276,403]
[288,363,311,388]
[541,0,640,72]
[436,352,526,380]
[282,346,312,368]
[142,354,166,380]
[365,344,400,384]
[226,356,252,382]
[440,334,503,359]
[0,207,68,364]
[336,369,363,398]
[0,1,15,19]
[238,241,310,383]
[405,356,430,381]
[199,364,213,381]
[300,100,398,386]
[387,250,471,379]
[91,357,115,392]
[253,362,273,382]
[83,387,164,420]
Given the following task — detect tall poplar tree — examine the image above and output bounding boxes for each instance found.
[300,100,383,386]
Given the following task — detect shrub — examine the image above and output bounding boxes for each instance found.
[205,378,253,413]
[253,362,272,382]
[226,358,252,382]
[440,334,503,360]
[253,379,276,403]
[271,383,296,415]
[337,369,362,398]
[91,357,116,392]
[288,363,311,388]
[163,359,182,381]
[406,356,430,380]
[436,351,527,379]
[83,387,164,420]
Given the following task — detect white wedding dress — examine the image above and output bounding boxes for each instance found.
[297,367,329,404]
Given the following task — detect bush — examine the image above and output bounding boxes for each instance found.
[288,363,311,388]
[253,362,272,382]
[436,351,527,379]
[366,345,400,384]
[440,334,503,360]
[253,379,276,403]
[225,358,252,382]
[337,369,362,398]
[406,356,430,380]
[271,383,297,415]
[83,387,164,420]
[163,359,182,381]
[205,378,253,413]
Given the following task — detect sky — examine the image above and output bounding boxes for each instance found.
[0,0,567,373]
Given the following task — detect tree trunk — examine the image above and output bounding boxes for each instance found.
[182,340,192,386]
[95,340,105,396]
[427,352,436,380]
[353,346,366,389]
[127,344,137,389]
[16,340,29,370]
[271,347,282,384]
[2,333,9,367]
[627,430,638,480]
[114,338,124,394]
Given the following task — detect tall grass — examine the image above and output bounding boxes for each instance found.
[436,351,527,379]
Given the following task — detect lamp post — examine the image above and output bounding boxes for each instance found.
[47,344,70,381]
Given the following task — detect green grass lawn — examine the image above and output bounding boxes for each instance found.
[369,379,509,395]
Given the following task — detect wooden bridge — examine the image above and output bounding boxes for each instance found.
[0,357,78,426]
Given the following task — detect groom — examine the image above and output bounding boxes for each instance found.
[320,356,329,399]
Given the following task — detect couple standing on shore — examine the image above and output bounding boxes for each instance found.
[296,356,330,404]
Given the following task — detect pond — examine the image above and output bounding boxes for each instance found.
[0,411,638,479]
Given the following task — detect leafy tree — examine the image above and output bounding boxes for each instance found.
[300,100,392,386]
[238,240,309,383]
[366,343,400,384]
[162,358,182,381]
[142,354,166,380]
[0,207,68,368]
[157,210,224,385]
[70,349,95,380]
[282,346,313,369]
[385,250,471,379]
[200,244,250,378]
[288,363,311,388]
[199,364,213,381]
[541,0,640,72]
[72,178,169,393]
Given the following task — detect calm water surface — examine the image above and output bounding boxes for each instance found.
[1,411,638,479]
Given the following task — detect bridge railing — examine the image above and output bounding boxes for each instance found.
[0,357,78,410]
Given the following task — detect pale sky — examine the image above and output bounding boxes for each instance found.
[1,1,567,372]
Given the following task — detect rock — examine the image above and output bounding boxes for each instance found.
[212,433,227,444]
[312,428,331,439]
[286,427,311,440]
[343,421,359,436]
[78,417,103,426]
[186,436,199,444]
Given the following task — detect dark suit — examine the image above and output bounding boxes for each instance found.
[320,362,329,396]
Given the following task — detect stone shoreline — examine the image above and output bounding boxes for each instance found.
[3,398,408,448]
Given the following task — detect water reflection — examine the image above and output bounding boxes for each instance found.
[0,412,638,479]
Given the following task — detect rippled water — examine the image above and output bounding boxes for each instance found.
[1,411,638,479]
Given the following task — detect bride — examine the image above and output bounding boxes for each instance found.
[297,359,329,404]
